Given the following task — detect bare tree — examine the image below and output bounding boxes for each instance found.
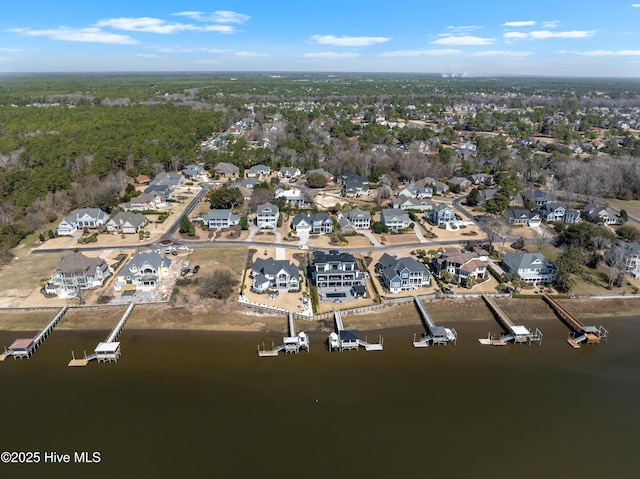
[604,244,629,289]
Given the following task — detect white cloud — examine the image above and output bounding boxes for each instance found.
[172,10,250,24]
[0,47,21,52]
[503,21,536,27]
[432,35,495,46]
[543,20,560,28]
[8,27,138,44]
[234,51,268,57]
[504,30,595,40]
[578,50,640,56]
[445,25,482,33]
[632,4,640,7]
[310,35,391,47]
[473,50,534,57]
[379,49,462,57]
[95,17,196,34]
[304,52,361,59]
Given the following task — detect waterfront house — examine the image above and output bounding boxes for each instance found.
[106,212,147,234]
[432,248,488,284]
[256,203,279,229]
[502,252,556,284]
[251,257,300,293]
[345,208,371,230]
[57,208,109,236]
[203,209,240,229]
[376,253,430,293]
[312,250,367,300]
[114,252,172,293]
[428,203,456,226]
[46,252,113,298]
[380,209,411,231]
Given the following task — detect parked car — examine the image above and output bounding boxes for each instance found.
[192,265,200,274]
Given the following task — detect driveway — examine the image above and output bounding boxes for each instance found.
[413,224,428,244]
[360,229,383,247]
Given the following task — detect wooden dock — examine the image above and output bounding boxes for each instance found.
[481,295,542,346]
[413,297,457,347]
[542,294,608,347]
[2,306,68,360]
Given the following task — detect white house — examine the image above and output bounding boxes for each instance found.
[106,212,147,234]
[46,252,113,298]
[275,188,305,206]
[256,203,279,229]
[376,253,430,293]
[428,203,456,226]
[203,209,240,229]
[251,257,300,293]
[114,252,172,293]
[247,164,271,178]
[380,209,412,231]
[57,208,109,236]
[502,252,556,284]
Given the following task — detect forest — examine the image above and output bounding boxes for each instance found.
[1,72,639,263]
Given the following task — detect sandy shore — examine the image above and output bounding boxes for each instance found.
[0,297,637,334]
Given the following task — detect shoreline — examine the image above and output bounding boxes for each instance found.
[0,296,637,334]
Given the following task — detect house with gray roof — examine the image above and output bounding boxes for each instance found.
[182,164,205,179]
[292,212,333,234]
[203,209,240,229]
[144,183,172,201]
[278,166,301,179]
[256,203,279,229]
[345,208,371,230]
[341,174,369,198]
[275,187,305,206]
[582,203,619,225]
[247,164,271,178]
[251,257,300,293]
[231,178,263,189]
[121,192,165,211]
[152,172,183,189]
[57,208,109,236]
[114,252,172,293]
[536,202,566,223]
[502,252,556,284]
[397,182,433,199]
[522,188,552,206]
[505,207,541,227]
[376,253,430,293]
[432,248,489,284]
[106,212,147,234]
[214,162,240,178]
[312,250,367,300]
[428,203,456,226]
[390,196,433,212]
[46,252,113,297]
[380,209,412,231]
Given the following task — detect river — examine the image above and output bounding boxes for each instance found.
[0,315,638,479]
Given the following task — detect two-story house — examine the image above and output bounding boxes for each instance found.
[505,207,542,227]
[251,257,300,293]
[291,212,333,234]
[203,209,240,229]
[247,164,271,178]
[536,202,566,223]
[380,209,412,231]
[256,203,279,229]
[397,182,433,199]
[57,208,109,236]
[582,203,619,225]
[114,252,172,293]
[214,162,240,178]
[428,203,456,226]
[46,252,113,298]
[278,166,301,179]
[376,253,430,293]
[312,250,367,300]
[345,208,371,230]
[106,212,147,234]
[275,188,305,206]
[502,252,556,284]
[432,248,488,284]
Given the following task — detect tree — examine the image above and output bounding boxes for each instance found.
[466,188,481,207]
[511,237,525,251]
[179,215,195,236]
[208,186,244,210]
[197,268,238,300]
[617,224,640,242]
[554,248,586,293]
[372,222,389,234]
[239,214,249,231]
[307,172,328,188]
[619,209,628,224]
[604,244,629,289]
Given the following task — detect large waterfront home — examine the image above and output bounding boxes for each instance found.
[45,252,113,298]
[57,208,109,236]
[312,250,367,301]
[251,257,300,293]
[432,247,488,285]
[502,252,556,284]
[114,252,172,293]
[291,212,333,234]
[428,203,456,226]
[376,253,430,293]
[379,209,412,231]
[345,208,371,230]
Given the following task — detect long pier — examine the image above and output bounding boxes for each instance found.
[480,295,542,346]
[542,294,608,348]
[258,313,309,356]
[68,303,135,366]
[328,311,383,352]
[412,297,457,347]
[1,306,68,360]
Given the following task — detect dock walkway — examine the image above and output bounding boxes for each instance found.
[2,306,68,360]
[480,295,542,346]
[258,313,309,357]
[413,297,457,347]
[542,294,608,348]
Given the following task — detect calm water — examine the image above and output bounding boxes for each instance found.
[0,316,639,479]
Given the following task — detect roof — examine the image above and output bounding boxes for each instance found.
[257,202,279,214]
[75,208,108,220]
[377,253,429,283]
[214,162,239,174]
[9,338,34,350]
[502,252,553,272]
[313,250,357,265]
[123,252,171,272]
[346,208,370,220]
[95,342,120,353]
[109,211,146,228]
[252,257,299,279]
[56,252,106,275]
[380,209,410,223]
[203,209,236,221]
[340,330,359,342]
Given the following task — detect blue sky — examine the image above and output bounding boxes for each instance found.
[2,1,640,76]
